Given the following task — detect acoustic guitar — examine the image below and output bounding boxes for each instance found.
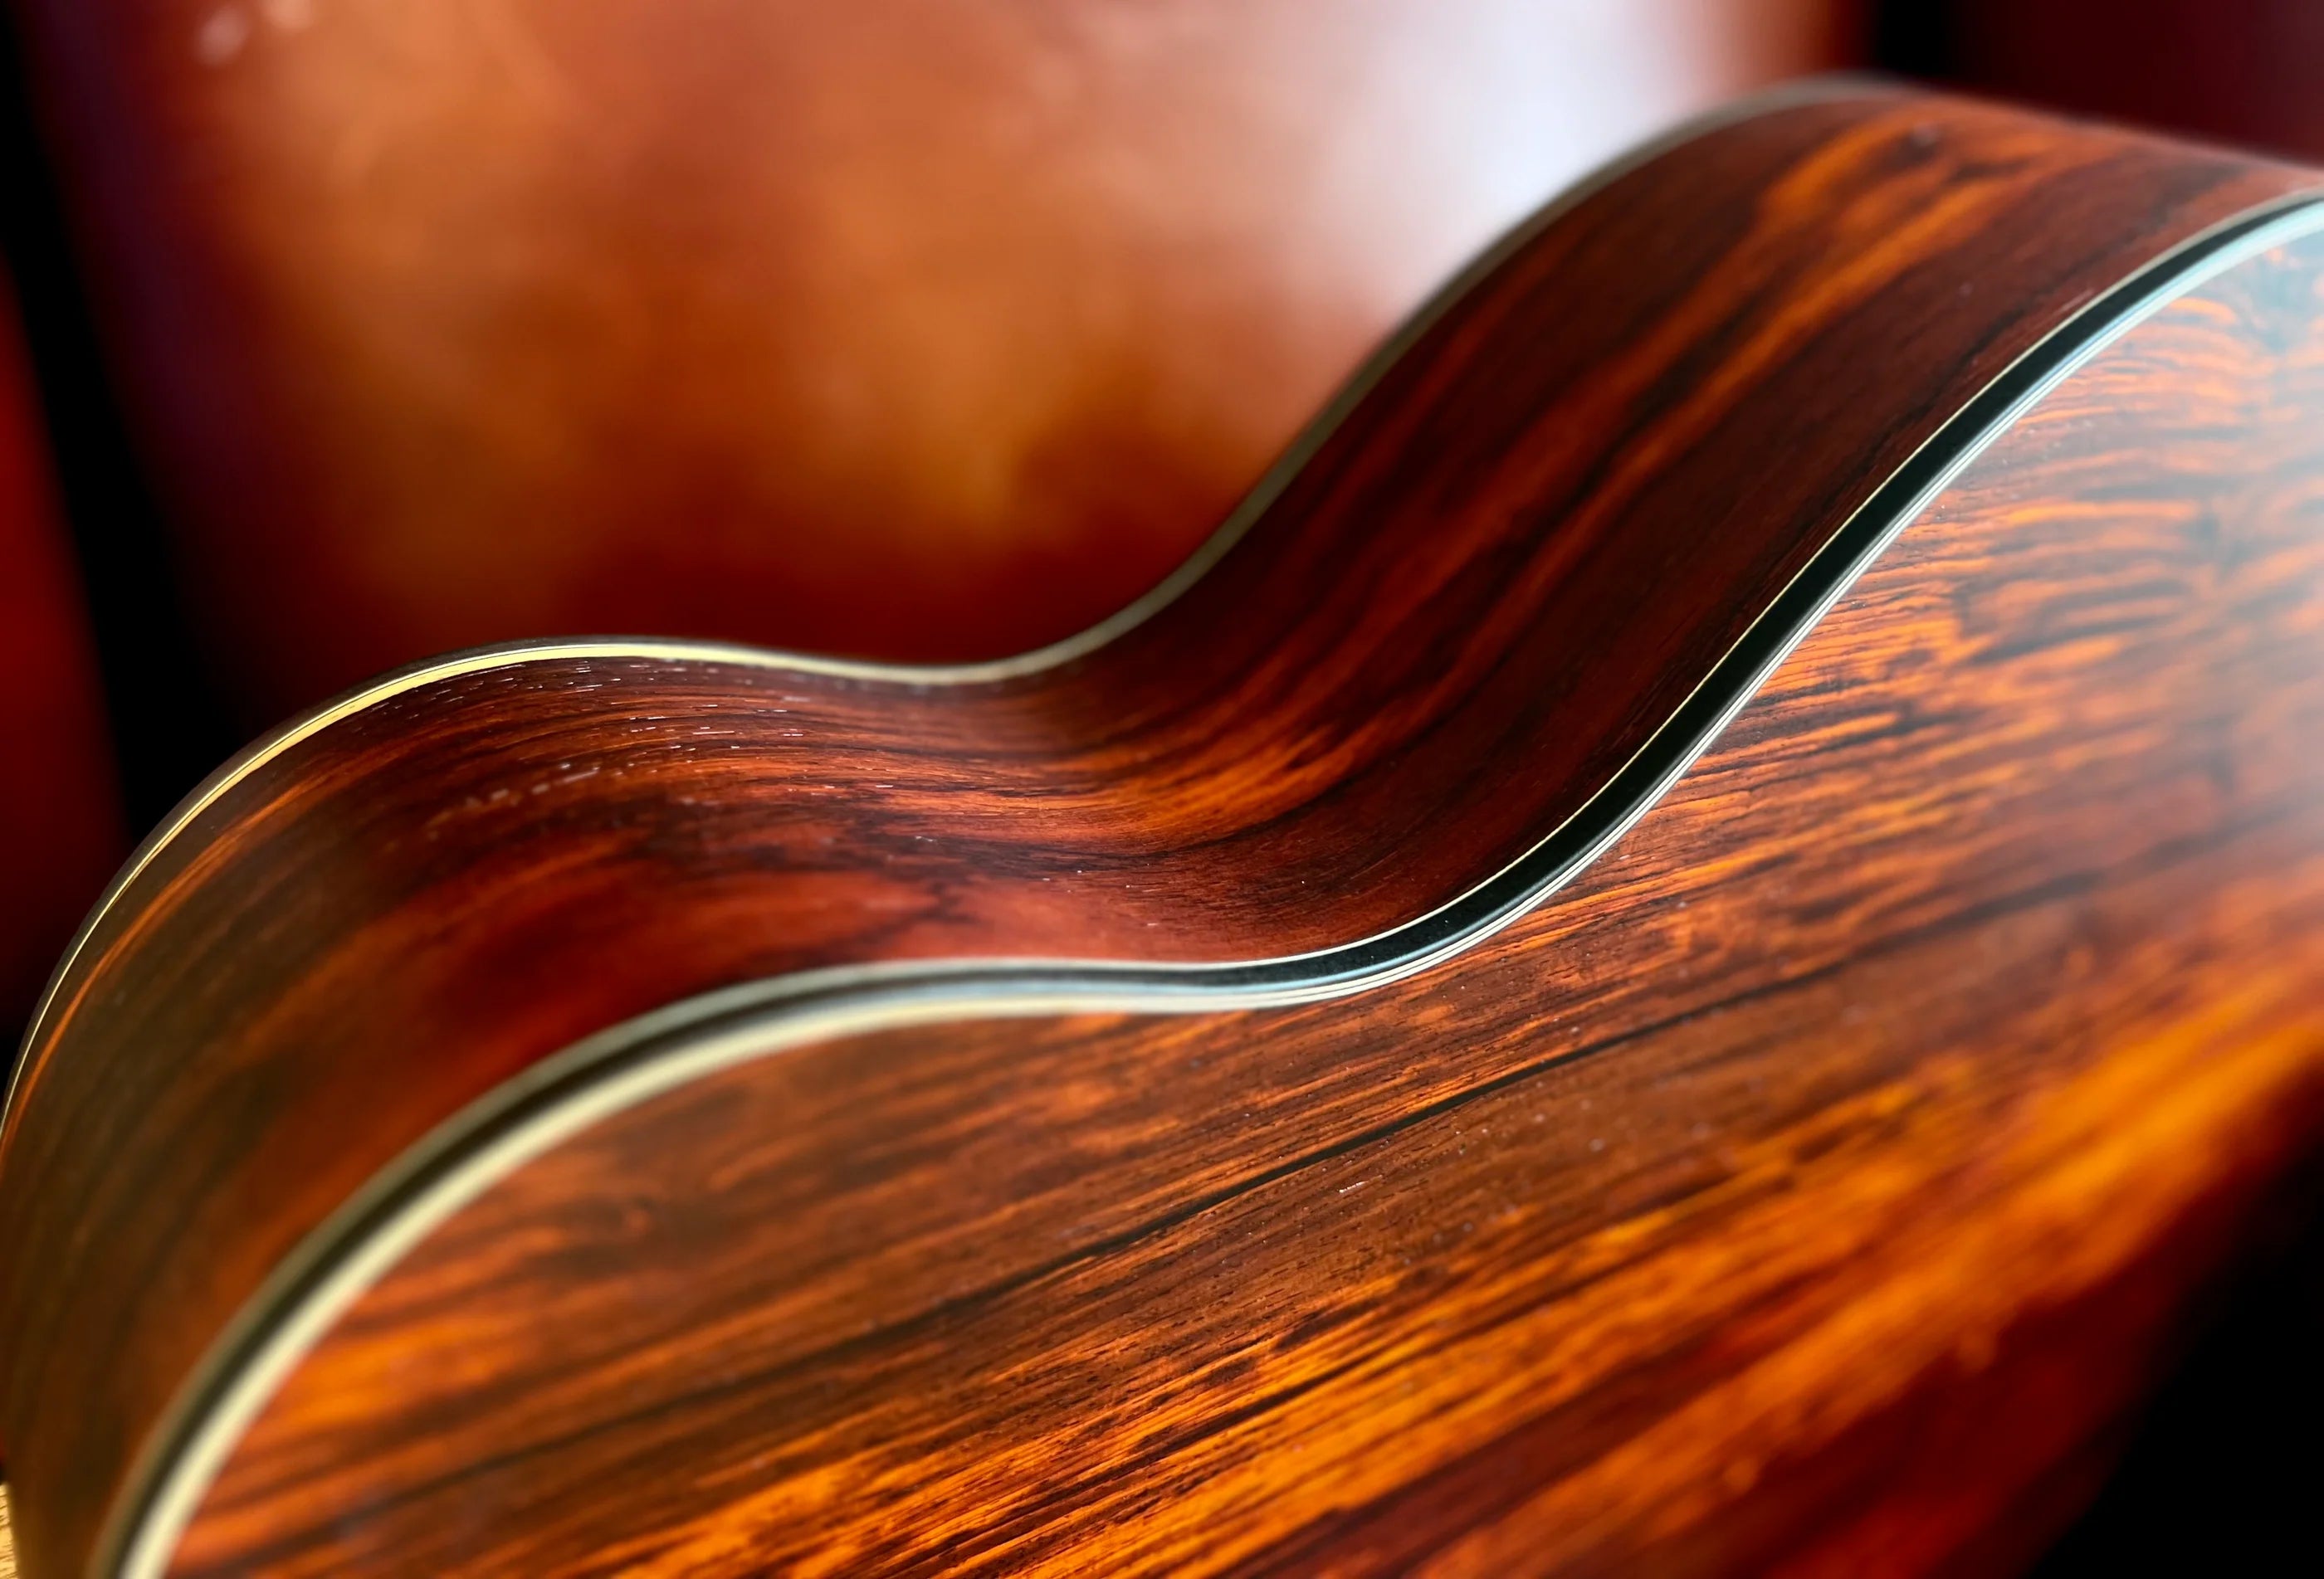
[6,82,2324,1576]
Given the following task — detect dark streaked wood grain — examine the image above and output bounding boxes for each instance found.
[159,231,2324,1575]
[2,89,2321,1576]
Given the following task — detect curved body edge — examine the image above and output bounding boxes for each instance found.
[5,85,2324,1576]
[0,71,1892,1114]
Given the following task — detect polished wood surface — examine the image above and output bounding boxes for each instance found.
[173,230,2324,1577]
[2,87,2321,1575]
[10,0,1856,726]
[0,266,122,1037]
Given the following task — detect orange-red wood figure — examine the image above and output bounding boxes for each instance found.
[5,83,2324,1577]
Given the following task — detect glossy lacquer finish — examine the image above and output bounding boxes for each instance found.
[3,89,2323,1575]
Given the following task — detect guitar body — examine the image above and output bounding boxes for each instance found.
[6,85,2324,1575]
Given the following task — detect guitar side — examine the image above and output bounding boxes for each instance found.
[4,85,2323,1576]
